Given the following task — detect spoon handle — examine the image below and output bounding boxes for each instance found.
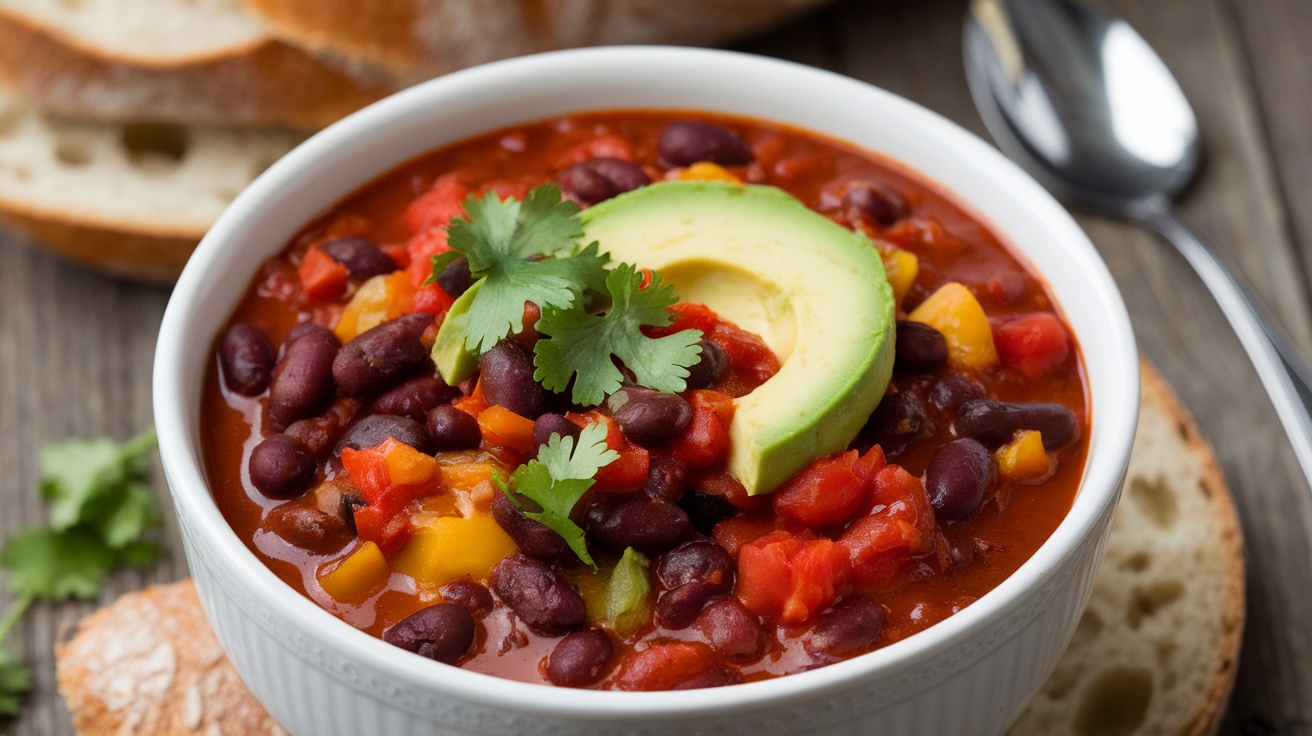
[1140,208,1312,482]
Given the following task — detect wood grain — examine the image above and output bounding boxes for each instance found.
[2,0,1311,733]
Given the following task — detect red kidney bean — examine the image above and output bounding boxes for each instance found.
[249,434,316,499]
[588,496,690,554]
[382,603,476,664]
[546,627,613,687]
[440,579,494,618]
[284,415,342,460]
[925,438,993,521]
[607,387,692,448]
[491,492,570,563]
[656,581,720,630]
[219,323,276,396]
[929,370,986,413]
[588,158,650,193]
[695,598,764,658]
[557,157,651,205]
[336,414,433,454]
[678,490,738,535]
[436,255,475,297]
[653,539,734,592]
[491,553,587,636]
[262,503,350,555]
[684,340,727,391]
[612,642,741,691]
[332,312,433,397]
[843,181,908,226]
[807,598,887,658]
[642,457,687,503]
[424,404,483,451]
[479,339,547,418]
[283,321,331,351]
[860,389,932,455]
[321,236,396,280]
[894,321,948,374]
[533,413,581,451]
[268,328,339,430]
[956,399,1079,450]
[658,122,754,167]
[370,376,458,422]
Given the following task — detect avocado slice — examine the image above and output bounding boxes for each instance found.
[580,181,895,495]
[431,277,483,384]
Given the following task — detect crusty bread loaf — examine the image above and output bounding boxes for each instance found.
[0,91,300,282]
[55,580,287,736]
[1009,360,1245,736]
[242,0,838,82]
[0,0,396,128]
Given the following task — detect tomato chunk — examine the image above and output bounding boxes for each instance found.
[772,448,884,528]
[297,248,349,303]
[840,464,936,588]
[611,642,738,691]
[340,439,442,554]
[737,530,850,624]
[403,174,468,233]
[994,313,1070,378]
[588,414,651,492]
[669,390,734,469]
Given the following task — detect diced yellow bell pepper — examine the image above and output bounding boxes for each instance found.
[674,162,742,183]
[335,271,417,342]
[907,282,999,369]
[881,247,919,307]
[996,430,1051,481]
[319,541,389,603]
[440,461,497,491]
[393,514,518,587]
[381,438,440,486]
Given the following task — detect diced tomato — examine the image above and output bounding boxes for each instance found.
[553,134,635,168]
[736,530,850,624]
[406,227,452,286]
[669,390,734,469]
[340,439,442,555]
[411,282,456,317]
[707,321,780,397]
[297,248,349,303]
[382,243,410,270]
[691,467,761,512]
[712,513,782,555]
[994,313,1070,379]
[611,642,735,691]
[840,464,936,588]
[645,302,719,338]
[589,414,650,491]
[403,174,468,233]
[773,448,885,528]
[351,507,412,556]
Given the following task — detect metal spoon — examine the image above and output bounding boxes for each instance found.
[963,0,1312,485]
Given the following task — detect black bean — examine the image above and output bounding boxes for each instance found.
[479,339,547,418]
[653,539,734,592]
[588,497,690,554]
[860,389,932,455]
[268,328,339,431]
[263,503,350,555]
[607,387,692,448]
[684,340,727,391]
[424,404,483,451]
[658,121,754,167]
[642,457,687,503]
[807,598,887,657]
[249,434,316,500]
[382,604,476,664]
[557,157,651,205]
[491,553,587,636]
[843,181,908,227]
[332,312,433,397]
[695,598,763,658]
[546,627,613,687]
[219,323,276,396]
[956,399,1079,450]
[321,236,396,280]
[371,376,458,422]
[533,413,581,451]
[678,490,738,535]
[925,438,993,521]
[440,580,494,618]
[656,582,720,630]
[491,492,570,563]
[894,321,948,374]
[929,370,986,413]
[335,414,433,455]
[436,255,475,297]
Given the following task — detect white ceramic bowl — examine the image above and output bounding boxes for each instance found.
[154,47,1138,736]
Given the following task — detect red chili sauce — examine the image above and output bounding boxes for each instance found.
[201,111,1089,690]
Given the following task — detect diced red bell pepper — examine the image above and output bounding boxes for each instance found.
[297,248,350,303]
[340,439,442,555]
[840,464,936,588]
[406,227,453,287]
[669,390,734,469]
[773,447,885,528]
[403,174,468,234]
[994,313,1071,379]
[736,530,850,624]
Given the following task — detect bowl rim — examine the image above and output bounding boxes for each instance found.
[153,45,1138,718]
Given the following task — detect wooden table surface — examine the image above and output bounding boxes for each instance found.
[3,0,1311,732]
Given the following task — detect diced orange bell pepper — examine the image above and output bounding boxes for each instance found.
[319,541,389,603]
[907,282,999,370]
[298,248,350,304]
[453,379,489,417]
[341,439,442,554]
[996,430,1052,481]
[335,271,418,342]
[880,246,919,307]
[674,162,742,183]
[477,405,537,455]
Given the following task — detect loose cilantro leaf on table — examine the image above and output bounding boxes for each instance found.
[0,647,31,717]
[534,264,704,406]
[499,423,619,570]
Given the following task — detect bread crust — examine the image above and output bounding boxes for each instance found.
[0,7,396,128]
[0,207,196,283]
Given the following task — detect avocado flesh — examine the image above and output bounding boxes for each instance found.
[431,278,482,384]
[580,181,895,495]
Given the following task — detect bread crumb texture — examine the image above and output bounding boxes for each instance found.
[55,580,288,736]
[1009,362,1245,736]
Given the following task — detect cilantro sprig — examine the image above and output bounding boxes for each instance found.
[498,423,618,570]
[0,429,162,718]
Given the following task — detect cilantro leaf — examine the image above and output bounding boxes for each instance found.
[84,481,161,550]
[40,429,156,532]
[534,264,704,406]
[606,547,651,635]
[0,648,31,717]
[1,527,117,601]
[503,423,619,570]
[443,185,609,353]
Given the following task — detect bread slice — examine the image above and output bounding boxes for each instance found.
[0,90,302,282]
[55,580,288,736]
[241,0,838,82]
[1009,360,1245,736]
[0,0,396,128]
